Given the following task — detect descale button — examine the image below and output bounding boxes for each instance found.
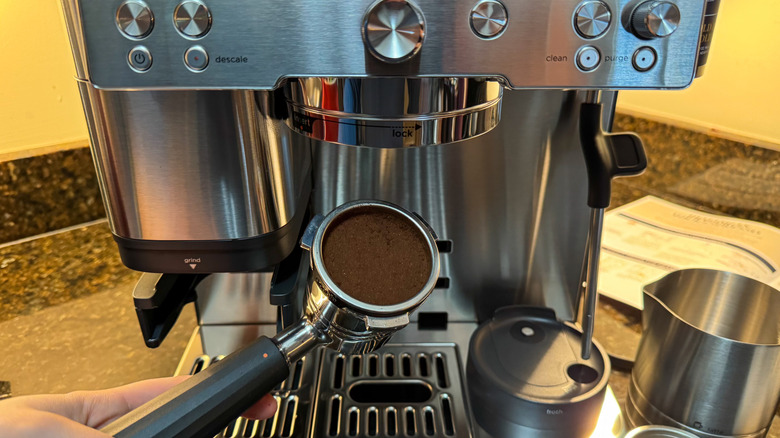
[128,46,152,72]
[633,46,657,72]
[576,46,601,71]
[184,46,209,71]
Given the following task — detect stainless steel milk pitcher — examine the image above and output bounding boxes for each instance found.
[627,269,780,438]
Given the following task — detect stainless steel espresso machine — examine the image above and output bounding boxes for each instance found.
[61,1,710,437]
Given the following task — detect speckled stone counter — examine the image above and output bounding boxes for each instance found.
[0,115,778,435]
[0,148,104,244]
[0,221,196,396]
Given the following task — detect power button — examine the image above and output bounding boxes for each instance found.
[128,46,152,72]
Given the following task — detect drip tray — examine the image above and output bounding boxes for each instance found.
[313,344,472,438]
[190,344,472,437]
[189,354,317,438]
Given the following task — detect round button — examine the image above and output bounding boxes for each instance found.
[574,1,611,39]
[576,46,601,71]
[631,1,680,39]
[128,46,152,72]
[633,46,657,71]
[184,46,209,71]
[363,0,425,63]
[174,1,212,38]
[116,1,154,39]
[470,1,508,39]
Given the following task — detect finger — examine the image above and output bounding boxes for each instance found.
[0,409,109,438]
[241,393,278,420]
[12,375,191,429]
[77,375,191,428]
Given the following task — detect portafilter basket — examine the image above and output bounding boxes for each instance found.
[102,200,440,438]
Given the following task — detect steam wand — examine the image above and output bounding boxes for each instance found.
[578,97,647,359]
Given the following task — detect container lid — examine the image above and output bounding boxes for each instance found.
[468,306,608,402]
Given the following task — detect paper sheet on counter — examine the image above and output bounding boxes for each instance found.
[598,196,780,309]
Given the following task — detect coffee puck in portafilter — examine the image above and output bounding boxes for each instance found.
[321,206,432,306]
[310,200,440,317]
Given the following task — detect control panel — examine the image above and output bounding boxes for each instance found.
[71,0,708,90]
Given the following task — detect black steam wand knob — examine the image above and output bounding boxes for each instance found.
[578,102,647,359]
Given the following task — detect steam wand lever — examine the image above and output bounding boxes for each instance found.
[578,101,646,359]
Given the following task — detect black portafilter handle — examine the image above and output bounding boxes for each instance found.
[579,102,647,209]
[101,336,289,438]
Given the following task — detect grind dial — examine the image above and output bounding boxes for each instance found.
[631,1,681,39]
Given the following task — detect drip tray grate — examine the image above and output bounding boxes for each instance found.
[313,345,472,437]
[189,355,316,438]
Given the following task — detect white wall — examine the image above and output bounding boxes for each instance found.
[0,0,88,161]
[618,0,780,151]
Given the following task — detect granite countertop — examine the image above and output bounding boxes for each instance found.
[0,114,778,435]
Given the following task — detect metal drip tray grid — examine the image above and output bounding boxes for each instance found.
[312,344,472,438]
[188,355,316,438]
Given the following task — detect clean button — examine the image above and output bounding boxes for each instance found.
[184,46,209,71]
[576,46,601,71]
[128,46,152,72]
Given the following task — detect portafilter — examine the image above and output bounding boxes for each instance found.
[102,200,441,438]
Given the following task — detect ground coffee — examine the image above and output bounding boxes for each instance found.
[321,206,432,306]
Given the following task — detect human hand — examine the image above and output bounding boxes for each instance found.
[0,376,277,437]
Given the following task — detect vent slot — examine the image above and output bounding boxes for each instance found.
[418,354,430,377]
[405,407,417,436]
[434,354,449,388]
[401,354,412,377]
[435,240,453,253]
[190,356,208,374]
[368,354,379,377]
[348,407,359,437]
[241,419,257,437]
[280,397,297,437]
[367,407,379,436]
[418,312,448,330]
[222,419,238,437]
[434,277,450,289]
[333,355,345,389]
[440,395,455,436]
[351,356,362,377]
[290,359,304,390]
[349,381,433,404]
[386,407,398,436]
[424,407,436,436]
[328,396,342,437]
[385,354,395,377]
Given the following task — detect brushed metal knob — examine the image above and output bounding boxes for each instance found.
[470,1,509,39]
[116,1,154,39]
[574,1,611,39]
[363,0,425,63]
[174,1,212,38]
[631,1,680,39]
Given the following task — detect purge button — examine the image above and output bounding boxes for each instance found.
[128,46,152,72]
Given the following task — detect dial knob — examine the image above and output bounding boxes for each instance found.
[574,1,611,39]
[174,1,212,38]
[363,0,425,63]
[116,1,154,39]
[631,1,680,39]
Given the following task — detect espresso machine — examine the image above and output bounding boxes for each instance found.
[61,0,710,436]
